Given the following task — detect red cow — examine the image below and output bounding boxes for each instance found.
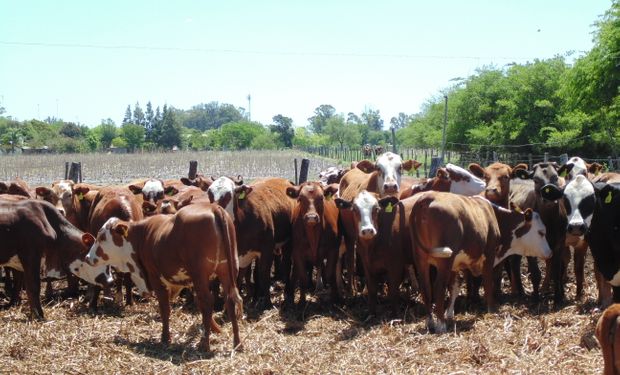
[596,304,620,375]
[83,202,242,352]
[285,182,340,306]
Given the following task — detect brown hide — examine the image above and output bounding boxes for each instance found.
[597,304,620,375]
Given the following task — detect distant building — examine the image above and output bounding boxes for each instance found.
[21,146,51,155]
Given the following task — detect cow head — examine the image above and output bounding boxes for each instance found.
[84,217,149,297]
[336,190,398,241]
[181,174,216,191]
[318,166,348,186]
[443,163,486,195]
[497,205,551,261]
[540,174,596,237]
[129,178,178,208]
[68,232,114,287]
[208,176,244,218]
[356,152,421,197]
[287,182,329,226]
[514,162,563,192]
[36,179,75,216]
[558,156,604,181]
[469,162,526,206]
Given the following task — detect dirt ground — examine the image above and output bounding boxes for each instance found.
[0,255,605,375]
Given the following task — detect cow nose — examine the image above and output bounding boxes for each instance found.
[383,183,398,194]
[360,227,376,239]
[485,187,498,196]
[568,223,587,236]
[304,213,320,225]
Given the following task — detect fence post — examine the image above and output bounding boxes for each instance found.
[544,152,549,162]
[424,150,428,177]
[559,154,568,165]
[64,162,69,180]
[299,158,310,184]
[608,156,614,171]
[429,157,442,178]
[528,154,533,168]
[294,158,299,185]
[66,162,81,183]
[188,160,198,180]
[492,151,498,162]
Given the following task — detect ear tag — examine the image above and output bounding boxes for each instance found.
[166,190,174,196]
[605,191,613,204]
[544,187,550,194]
[326,193,332,201]
[559,170,567,178]
[385,202,393,213]
[78,192,84,200]
[122,227,129,238]
[514,206,523,214]
[238,191,246,200]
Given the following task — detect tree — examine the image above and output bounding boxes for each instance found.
[346,112,361,125]
[390,113,410,129]
[121,123,145,152]
[158,105,182,149]
[60,122,83,138]
[361,108,384,131]
[308,104,336,134]
[219,121,265,150]
[270,114,294,148]
[122,105,132,125]
[183,102,244,131]
[133,102,146,127]
[94,121,117,149]
[324,115,361,148]
[145,101,154,133]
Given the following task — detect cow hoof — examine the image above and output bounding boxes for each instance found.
[198,338,211,353]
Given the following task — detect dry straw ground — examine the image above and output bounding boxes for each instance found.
[0,150,606,374]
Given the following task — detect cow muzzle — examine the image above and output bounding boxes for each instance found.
[304,213,320,225]
[383,182,399,195]
[359,227,377,240]
[567,222,587,236]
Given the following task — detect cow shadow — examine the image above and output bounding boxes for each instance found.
[113,334,215,364]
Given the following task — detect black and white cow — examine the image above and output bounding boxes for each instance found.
[557,156,604,182]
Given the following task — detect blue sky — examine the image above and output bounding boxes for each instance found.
[0,1,612,128]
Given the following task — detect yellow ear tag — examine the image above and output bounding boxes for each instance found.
[78,192,84,200]
[326,193,332,201]
[544,187,550,194]
[605,191,613,204]
[559,170,567,178]
[122,227,129,238]
[238,191,246,200]
[385,202,393,213]
[166,190,174,196]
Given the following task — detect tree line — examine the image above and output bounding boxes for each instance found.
[0,1,618,157]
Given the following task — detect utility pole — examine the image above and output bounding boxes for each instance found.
[441,95,448,162]
[247,94,251,121]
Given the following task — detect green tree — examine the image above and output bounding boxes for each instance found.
[93,120,117,149]
[361,108,384,131]
[219,121,265,150]
[122,105,132,125]
[270,114,294,148]
[183,102,245,131]
[158,105,182,149]
[324,115,361,148]
[133,102,146,127]
[308,104,336,134]
[390,113,410,129]
[121,123,145,152]
[60,122,83,138]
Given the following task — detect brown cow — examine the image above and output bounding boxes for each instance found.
[401,163,486,199]
[338,152,420,295]
[83,202,242,352]
[127,178,185,216]
[181,174,217,191]
[207,176,295,309]
[597,304,620,375]
[0,177,35,198]
[0,199,111,319]
[409,192,551,333]
[285,182,340,306]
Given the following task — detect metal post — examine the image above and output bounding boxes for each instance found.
[441,95,448,162]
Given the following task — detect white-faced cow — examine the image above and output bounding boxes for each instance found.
[83,202,242,352]
[401,163,486,199]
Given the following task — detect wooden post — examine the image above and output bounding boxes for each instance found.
[294,158,299,185]
[424,150,428,177]
[429,157,442,178]
[67,162,81,183]
[528,153,533,168]
[299,158,310,184]
[544,152,549,162]
[64,162,69,180]
[608,156,614,171]
[188,160,198,180]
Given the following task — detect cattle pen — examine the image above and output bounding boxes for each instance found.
[0,150,606,374]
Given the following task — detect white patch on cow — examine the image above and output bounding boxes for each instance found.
[610,270,620,287]
[45,268,63,279]
[161,201,171,210]
[564,174,595,229]
[143,179,164,198]
[375,152,404,196]
[567,157,588,180]
[2,255,24,272]
[452,251,486,275]
[208,177,236,218]
[171,268,190,282]
[446,164,486,196]
[86,217,149,295]
[239,251,261,268]
[429,247,453,258]
[353,190,378,239]
[69,259,114,286]
[119,196,133,218]
[446,276,460,320]
[497,211,551,266]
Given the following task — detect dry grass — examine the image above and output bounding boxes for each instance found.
[0,259,605,374]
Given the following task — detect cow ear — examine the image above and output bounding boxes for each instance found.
[73,186,90,200]
[557,163,573,178]
[540,183,564,201]
[128,184,143,194]
[523,208,533,222]
[334,198,352,209]
[436,168,449,179]
[286,186,301,199]
[35,186,53,197]
[235,185,252,200]
[324,184,339,200]
[596,183,619,205]
[378,196,399,212]
[509,202,523,213]
[82,233,95,248]
[142,201,157,213]
[468,163,485,179]
[402,159,420,171]
[514,168,533,180]
[588,162,604,176]
[356,160,376,174]
[164,186,178,196]
[234,175,244,186]
[180,177,194,186]
[114,223,129,238]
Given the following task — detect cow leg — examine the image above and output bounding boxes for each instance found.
[194,283,215,352]
[88,285,101,311]
[21,258,44,320]
[445,272,459,322]
[613,286,620,304]
[527,257,542,301]
[63,273,80,299]
[465,272,482,309]
[552,246,567,305]
[123,273,134,305]
[7,269,23,307]
[507,255,525,298]
[573,244,586,300]
[284,259,296,306]
[325,248,340,304]
[344,234,357,297]
[256,250,274,310]
[298,260,310,308]
[412,251,432,321]
[595,267,613,308]
[216,266,243,351]
[432,261,450,334]
[44,281,54,300]
[154,287,172,346]
[483,259,496,313]
[359,254,377,316]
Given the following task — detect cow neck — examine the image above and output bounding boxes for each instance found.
[366,171,381,195]
[491,205,523,263]
[123,223,152,293]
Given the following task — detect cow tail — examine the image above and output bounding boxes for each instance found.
[409,197,453,259]
[214,205,243,320]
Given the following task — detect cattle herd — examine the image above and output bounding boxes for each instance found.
[0,152,619,370]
